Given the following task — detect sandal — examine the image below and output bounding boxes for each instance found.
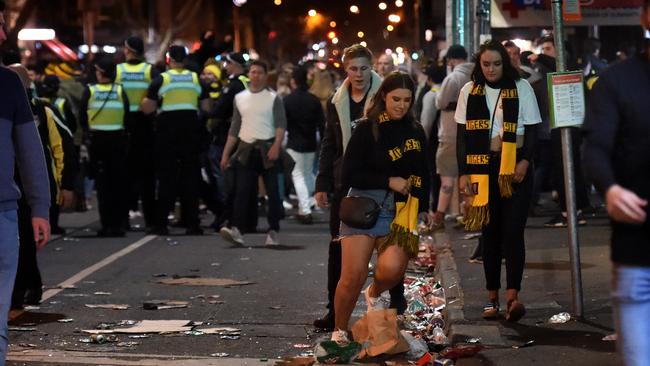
[482,300,500,319]
[505,300,526,322]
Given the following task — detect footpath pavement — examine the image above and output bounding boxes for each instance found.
[437,202,620,366]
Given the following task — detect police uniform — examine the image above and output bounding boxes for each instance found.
[80,82,130,236]
[115,60,159,228]
[146,67,208,233]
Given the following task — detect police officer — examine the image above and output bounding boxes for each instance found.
[79,59,130,237]
[142,45,210,235]
[116,36,159,230]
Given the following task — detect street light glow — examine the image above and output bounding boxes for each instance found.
[425,29,433,42]
[332,37,339,45]
[308,9,317,17]
[388,14,401,23]
[233,0,247,6]
[328,31,336,39]
[329,21,337,27]
[360,41,367,47]
[395,0,404,7]
[357,31,364,38]
[312,43,320,51]
[18,28,55,41]
[378,2,387,10]
[318,49,326,58]
[349,5,359,14]
[396,46,404,54]
[274,0,281,5]
[386,25,394,31]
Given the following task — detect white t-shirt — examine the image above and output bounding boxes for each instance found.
[454,79,541,138]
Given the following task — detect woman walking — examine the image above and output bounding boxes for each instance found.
[455,40,541,322]
[318,72,431,361]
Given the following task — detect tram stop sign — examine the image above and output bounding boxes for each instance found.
[547,71,586,129]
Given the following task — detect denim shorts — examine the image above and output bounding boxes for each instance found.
[339,188,395,238]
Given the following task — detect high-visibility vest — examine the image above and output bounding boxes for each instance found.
[116,62,153,112]
[238,74,250,90]
[87,83,126,131]
[158,69,201,112]
[53,97,67,117]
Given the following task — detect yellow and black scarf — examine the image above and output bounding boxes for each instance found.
[464,79,519,231]
[373,112,427,258]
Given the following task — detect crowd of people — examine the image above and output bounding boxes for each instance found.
[1,0,650,364]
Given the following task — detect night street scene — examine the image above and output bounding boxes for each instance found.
[0,0,649,365]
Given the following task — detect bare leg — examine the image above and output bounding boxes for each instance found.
[334,235,375,331]
[436,176,455,214]
[368,240,410,298]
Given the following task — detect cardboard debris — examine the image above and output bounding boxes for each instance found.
[197,327,241,335]
[83,320,192,334]
[158,277,254,287]
[85,304,130,310]
[143,300,189,310]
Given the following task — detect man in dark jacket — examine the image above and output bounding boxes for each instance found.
[583,3,650,363]
[284,66,325,224]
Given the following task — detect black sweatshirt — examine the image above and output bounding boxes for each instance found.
[284,88,325,152]
[583,52,650,266]
[341,118,430,213]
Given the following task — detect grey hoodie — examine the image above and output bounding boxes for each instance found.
[435,62,474,142]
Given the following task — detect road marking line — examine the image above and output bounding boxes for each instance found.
[41,235,157,302]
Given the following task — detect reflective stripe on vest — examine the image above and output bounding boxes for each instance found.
[116,62,152,112]
[54,97,66,117]
[159,69,201,112]
[238,75,250,90]
[87,84,125,131]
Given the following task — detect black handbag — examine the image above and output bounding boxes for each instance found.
[339,191,390,229]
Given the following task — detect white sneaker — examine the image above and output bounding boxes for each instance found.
[331,329,350,345]
[363,286,386,312]
[265,230,279,246]
[220,227,244,245]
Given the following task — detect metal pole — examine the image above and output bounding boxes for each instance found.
[550,0,584,318]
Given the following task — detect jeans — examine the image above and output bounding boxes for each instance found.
[0,210,19,364]
[612,265,650,366]
[286,149,315,215]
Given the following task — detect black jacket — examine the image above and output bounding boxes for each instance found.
[315,97,344,193]
[583,52,650,266]
[284,89,325,153]
[211,73,247,145]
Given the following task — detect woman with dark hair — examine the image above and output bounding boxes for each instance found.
[318,72,431,359]
[455,40,541,322]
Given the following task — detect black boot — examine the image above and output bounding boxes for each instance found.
[313,311,335,331]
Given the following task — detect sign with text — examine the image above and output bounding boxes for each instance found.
[492,0,643,27]
[548,72,585,129]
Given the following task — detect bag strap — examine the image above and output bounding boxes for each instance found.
[89,83,116,122]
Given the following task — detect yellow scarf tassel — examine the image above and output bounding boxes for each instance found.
[381,195,419,258]
[498,141,517,198]
[464,174,490,231]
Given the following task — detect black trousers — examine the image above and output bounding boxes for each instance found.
[11,199,42,308]
[125,112,156,227]
[232,150,281,232]
[325,189,405,314]
[551,128,590,211]
[482,156,533,292]
[154,114,202,229]
[89,130,128,231]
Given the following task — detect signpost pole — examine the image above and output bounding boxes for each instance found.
[551,0,584,318]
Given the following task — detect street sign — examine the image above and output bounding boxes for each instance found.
[547,71,585,129]
[563,0,582,22]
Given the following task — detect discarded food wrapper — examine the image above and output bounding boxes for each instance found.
[549,312,571,324]
[315,339,361,365]
[602,334,617,341]
[93,292,112,296]
[211,353,230,357]
[434,358,454,366]
[185,330,205,336]
[18,343,37,348]
[83,334,119,344]
[439,344,484,359]
[220,335,240,340]
[57,319,74,323]
[85,304,130,310]
[293,343,312,349]
[128,335,150,339]
[143,300,189,310]
[23,306,40,311]
[158,277,254,287]
[466,337,481,344]
[8,327,36,332]
[512,340,535,349]
[431,326,449,346]
[401,330,429,360]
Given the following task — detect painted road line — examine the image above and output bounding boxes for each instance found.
[41,235,158,302]
[7,349,281,365]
